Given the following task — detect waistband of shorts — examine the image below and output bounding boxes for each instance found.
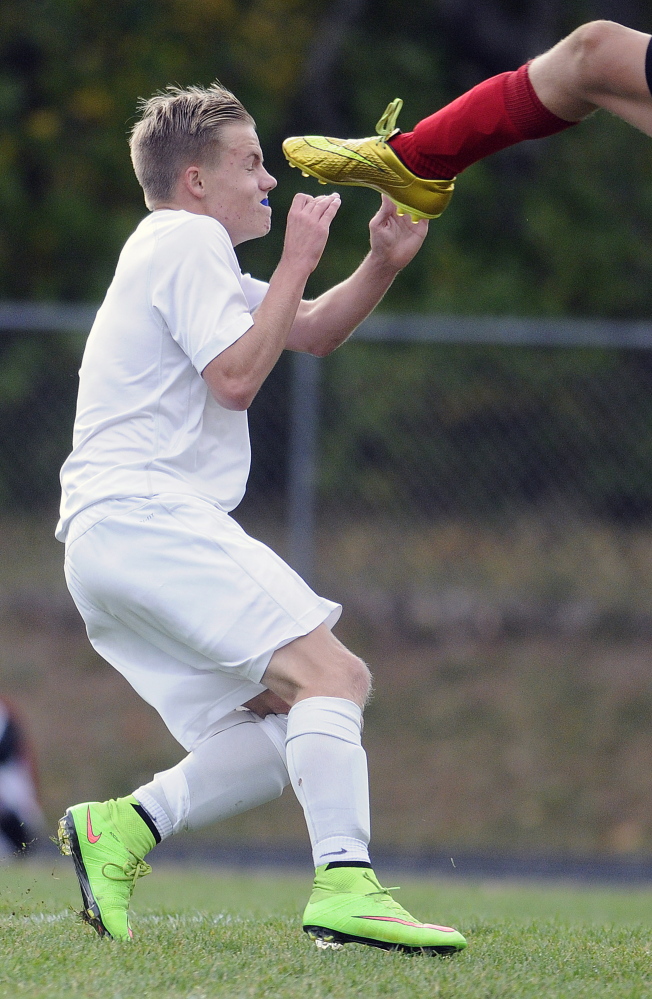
[64,494,230,547]
[64,497,152,547]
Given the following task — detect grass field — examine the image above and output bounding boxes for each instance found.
[1,861,651,998]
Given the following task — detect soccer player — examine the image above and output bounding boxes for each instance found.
[55,83,467,955]
[283,20,652,221]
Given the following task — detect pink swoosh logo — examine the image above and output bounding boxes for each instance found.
[86,806,102,844]
[356,916,455,931]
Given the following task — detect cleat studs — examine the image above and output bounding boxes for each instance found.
[307,928,344,951]
[411,215,420,223]
[314,937,343,951]
[56,823,71,856]
[396,208,405,216]
[301,171,309,177]
[318,179,327,185]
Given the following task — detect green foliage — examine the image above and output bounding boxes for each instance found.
[0,0,322,299]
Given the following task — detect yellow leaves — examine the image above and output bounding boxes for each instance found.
[69,87,115,122]
[170,0,237,32]
[25,109,61,141]
[0,134,18,166]
[233,0,316,97]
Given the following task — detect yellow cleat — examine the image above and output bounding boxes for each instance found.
[282,99,455,221]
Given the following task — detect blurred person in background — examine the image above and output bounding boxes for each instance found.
[0,698,44,857]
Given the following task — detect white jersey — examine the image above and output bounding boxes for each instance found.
[56,210,268,542]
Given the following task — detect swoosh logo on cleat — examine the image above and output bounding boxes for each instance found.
[356,916,456,930]
[86,807,102,844]
[323,848,348,856]
[302,136,395,176]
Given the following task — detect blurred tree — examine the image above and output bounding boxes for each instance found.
[0,0,324,300]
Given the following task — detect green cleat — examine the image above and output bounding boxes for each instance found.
[57,797,156,940]
[303,865,467,955]
[282,99,455,222]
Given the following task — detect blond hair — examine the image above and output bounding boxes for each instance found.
[129,83,255,209]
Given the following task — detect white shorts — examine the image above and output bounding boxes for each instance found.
[64,495,341,751]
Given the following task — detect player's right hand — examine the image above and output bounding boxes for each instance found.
[282,192,341,275]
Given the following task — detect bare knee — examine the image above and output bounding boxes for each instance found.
[289,644,371,706]
[337,652,372,706]
[565,20,626,93]
[529,19,648,120]
[262,625,372,707]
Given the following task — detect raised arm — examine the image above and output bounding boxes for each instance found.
[286,196,428,357]
[202,192,341,410]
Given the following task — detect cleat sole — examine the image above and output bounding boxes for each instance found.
[303,925,460,956]
[57,811,111,939]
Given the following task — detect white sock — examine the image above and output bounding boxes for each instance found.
[285,696,370,868]
[133,709,289,838]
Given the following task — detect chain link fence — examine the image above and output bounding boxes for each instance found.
[313,333,652,644]
[4,306,652,618]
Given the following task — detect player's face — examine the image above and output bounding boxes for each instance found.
[200,123,276,245]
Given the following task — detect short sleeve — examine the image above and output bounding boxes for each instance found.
[240,273,269,313]
[150,215,255,374]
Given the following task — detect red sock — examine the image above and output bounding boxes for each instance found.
[389,63,576,179]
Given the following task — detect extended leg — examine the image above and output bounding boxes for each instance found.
[283,20,652,219]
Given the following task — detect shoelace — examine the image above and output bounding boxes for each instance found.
[367,885,416,918]
[102,854,152,887]
[375,99,403,143]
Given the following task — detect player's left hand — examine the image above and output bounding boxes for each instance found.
[368,195,429,271]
